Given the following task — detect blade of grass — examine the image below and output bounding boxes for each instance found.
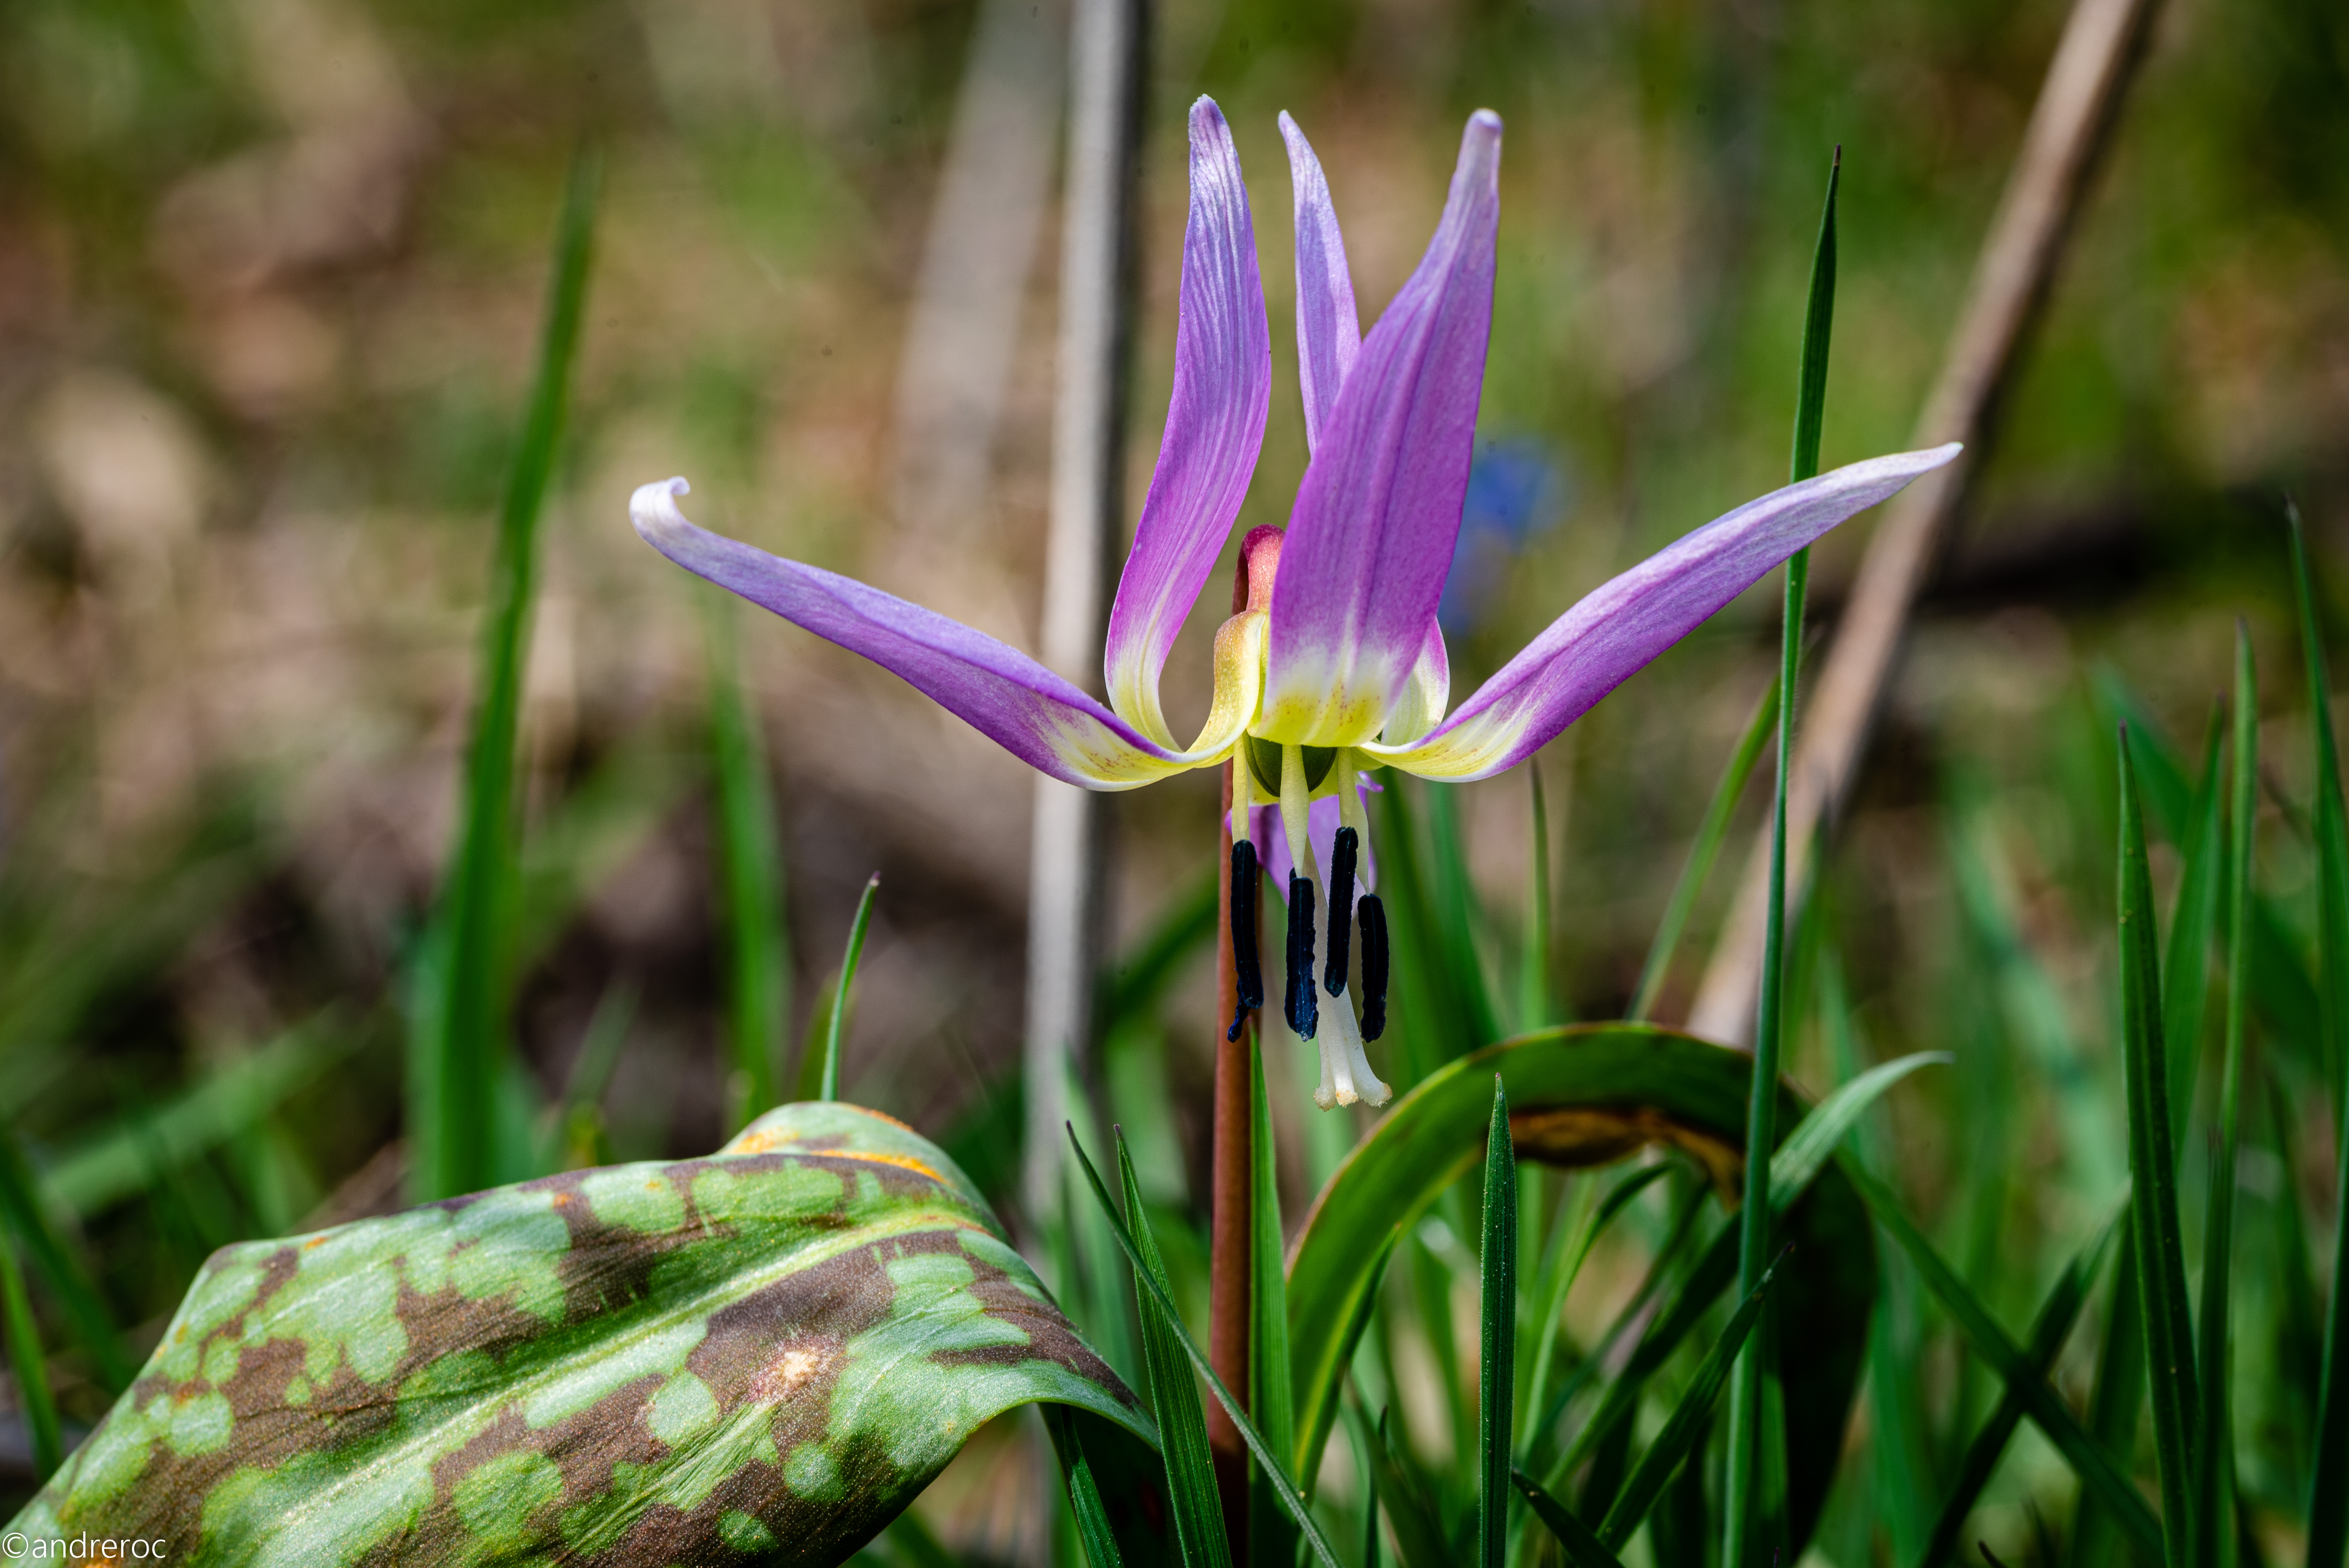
[1599,1252,1786,1550]
[414,149,599,1200]
[1042,1402,1130,1568]
[2195,624,2256,1568]
[0,1129,129,1392]
[1725,144,1835,1568]
[1070,1127,1346,1568]
[1523,762,1555,1031]
[2070,1233,2145,1568]
[2290,499,2349,1568]
[1361,1403,1451,1568]
[1429,783,1502,1050]
[1922,1202,2124,1568]
[2163,706,2226,1133]
[2118,726,2201,1568]
[1839,1155,2166,1558]
[1248,1030,1296,1568]
[0,1223,60,1480]
[1342,1399,1382,1568]
[1116,1130,1230,1568]
[1296,1221,1399,1493]
[817,874,880,1103]
[1546,1050,1947,1481]
[1631,679,1777,1024]
[1480,1076,1517,1568]
[1514,1465,1631,1568]
[706,598,790,1131]
[1523,1162,1673,1448]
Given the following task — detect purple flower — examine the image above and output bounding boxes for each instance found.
[632,98,1958,1108]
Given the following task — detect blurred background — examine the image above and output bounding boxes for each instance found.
[0,0,2345,1553]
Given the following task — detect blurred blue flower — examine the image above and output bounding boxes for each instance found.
[1439,435,1566,634]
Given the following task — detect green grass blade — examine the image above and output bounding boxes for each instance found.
[1480,1076,1518,1568]
[2118,727,2202,1568]
[1342,1399,1382,1568]
[1922,1203,2124,1568]
[1523,762,1555,1031]
[706,599,790,1131]
[1630,675,1778,1023]
[1041,1371,1131,1568]
[1727,144,1834,1568]
[1523,1163,1671,1445]
[817,873,880,1103]
[2291,499,2349,1568]
[1115,1130,1230,1568]
[1599,1252,1784,1550]
[1248,1030,1296,1567]
[0,1128,129,1391]
[1839,1155,2166,1559]
[43,1019,352,1219]
[1428,783,1502,1050]
[0,1222,60,1479]
[1295,1221,1397,1495]
[1547,1051,1943,1480]
[415,148,600,1200]
[1514,1466,1631,1568]
[2195,625,2255,1568]
[1361,1404,1451,1568]
[2163,705,2226,1137]
[2071,1231,2146,1568]
[1068,1128,1346,1568]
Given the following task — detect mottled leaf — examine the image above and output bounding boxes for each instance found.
[12,1101,1151,1565]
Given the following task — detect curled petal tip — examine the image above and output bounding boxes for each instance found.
[1189,95,1229,137]
[629,476,694,545]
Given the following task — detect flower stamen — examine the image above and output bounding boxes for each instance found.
[1227,840,1263,1041]
[1285,871,1318,1038]
[1358,894,1389,1042]
[1324,826,1357,996]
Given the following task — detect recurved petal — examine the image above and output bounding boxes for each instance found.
[634,479,1202,790]
[1263,111,1502,749]
[1365,444,1963,781]
[1102,97,1272,749]
[1279,111,1360,455]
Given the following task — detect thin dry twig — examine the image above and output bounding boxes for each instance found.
[1686,0,2165,1044]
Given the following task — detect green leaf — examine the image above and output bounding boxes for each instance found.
[1065,1131,1347,1568]
[2118,726,2202,1568]
[1630,676,1778,1024]
[2291,500,2349,1568]
[1838,1155,2166,1559]
[1114,1131,1228,1568]
[1247,1032,1296,1568]
[1479,1077,1517,1568]
[1597,1252,1784,1550]
[1728,141,1834,1568]
[16,1101,1149,1562]
[1922,1203,2123,1568]
[2194,624,2255,1568]
[0,1221,60,1480]
[1514,1465,1630,1568]
[1286,1025,1885,1554]
[413,148,599,1201]
[816,873,881,1103]
[1293,1222,1397,1496]
[706,597,791,1132]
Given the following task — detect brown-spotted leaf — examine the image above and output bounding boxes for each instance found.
[10,1101,1151,1565]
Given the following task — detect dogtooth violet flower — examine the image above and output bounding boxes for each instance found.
[631,99,1960,1110]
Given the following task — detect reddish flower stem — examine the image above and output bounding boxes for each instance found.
[1209,557,1257,1547]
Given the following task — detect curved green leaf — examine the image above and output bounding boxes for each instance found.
[1285,1025,1879,1555]
[13,1101,1150,1565]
